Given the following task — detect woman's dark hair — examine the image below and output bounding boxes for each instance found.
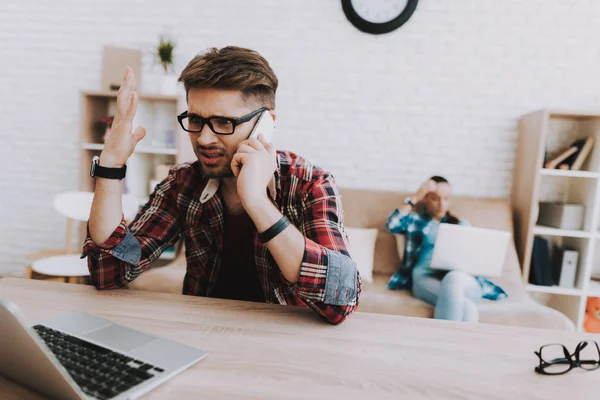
[430,175,448,184]
[428,175,460,225]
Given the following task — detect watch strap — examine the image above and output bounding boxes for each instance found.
[258,216,291,243]
[95,163,127,179]
[91,156,127,180]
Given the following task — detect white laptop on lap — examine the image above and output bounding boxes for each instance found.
[0,299,207,400]
[430,223,511,277]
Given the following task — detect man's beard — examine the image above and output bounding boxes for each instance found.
[201,163,235,179]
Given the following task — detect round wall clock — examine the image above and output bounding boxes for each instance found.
[341,0,419,35]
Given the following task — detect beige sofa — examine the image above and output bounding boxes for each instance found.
[340,188,574,330]
[129,188,575,331]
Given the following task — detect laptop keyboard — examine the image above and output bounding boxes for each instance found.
[33,324,164,400]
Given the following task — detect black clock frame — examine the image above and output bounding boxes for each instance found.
[341,0,419,35]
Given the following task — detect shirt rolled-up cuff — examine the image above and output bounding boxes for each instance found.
[296,238,358,306]
[81,216,141,266]
[81,216,127,255]
[323,249,358,305]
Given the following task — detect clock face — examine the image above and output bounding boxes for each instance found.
[349,0,410,24]
[342,0,418,35]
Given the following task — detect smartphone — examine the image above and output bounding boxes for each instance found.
[248,110,275,142]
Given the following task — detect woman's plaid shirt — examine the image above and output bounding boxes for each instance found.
[82,151,361,324]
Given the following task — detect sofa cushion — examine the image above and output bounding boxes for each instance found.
[345,227,378,283]
[358,274,433,318]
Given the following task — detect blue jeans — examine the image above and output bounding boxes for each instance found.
[411,268,483,322]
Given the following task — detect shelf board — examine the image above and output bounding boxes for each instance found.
[588,280,600,298]
[548,110,600,120]
[532,226,592,238]
[540,169,600,178]
[81,143,177,155]
[82,90,179,102]
[526,284,583,296]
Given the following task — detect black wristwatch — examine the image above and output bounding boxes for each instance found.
[90,156,127,180]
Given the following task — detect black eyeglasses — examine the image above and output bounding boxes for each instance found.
[177,107,267,135]
[534,341,600,375]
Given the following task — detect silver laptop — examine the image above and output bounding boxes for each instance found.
[0,299,207,400]
[430,223,511,277]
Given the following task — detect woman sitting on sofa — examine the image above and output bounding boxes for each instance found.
[386,176,506,322]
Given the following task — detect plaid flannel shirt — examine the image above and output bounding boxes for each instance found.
[385,209,507,301]
[82,151,360,324]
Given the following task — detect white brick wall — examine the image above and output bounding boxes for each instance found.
[2,0,600,276]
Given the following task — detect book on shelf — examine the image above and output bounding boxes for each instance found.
[559,139,586,170]
[545,136,594,170]
[551,246,578,288]
[529,236,553,286]
[571,136,594,170]
[545,146,578,169]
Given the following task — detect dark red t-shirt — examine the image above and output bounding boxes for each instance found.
[211,211,265,303]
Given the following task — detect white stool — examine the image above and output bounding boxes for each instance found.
[31,255,90,283]
[28,191,140,283]
[54,192,140,253]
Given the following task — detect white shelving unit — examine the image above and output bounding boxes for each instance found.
[540,168,600,179]
[532,226,592,238]
[78,91,194,260]
[78,90,194,198]
[588,280,600,297]
[512,110,600,331]
[81,143,178,155]
[526,284,583,296]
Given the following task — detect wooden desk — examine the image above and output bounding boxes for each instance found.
[0,277,598,400]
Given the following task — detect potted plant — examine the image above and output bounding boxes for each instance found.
[155,35,178,95]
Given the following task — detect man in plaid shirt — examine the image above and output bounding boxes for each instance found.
[82,47,360,324]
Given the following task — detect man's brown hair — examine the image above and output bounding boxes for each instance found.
[178,46,278,109]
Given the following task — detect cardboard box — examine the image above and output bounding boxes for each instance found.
[102,46,142,92]
[537,202,584,230]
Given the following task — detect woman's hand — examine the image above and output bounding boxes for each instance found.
[412,179,437,203]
